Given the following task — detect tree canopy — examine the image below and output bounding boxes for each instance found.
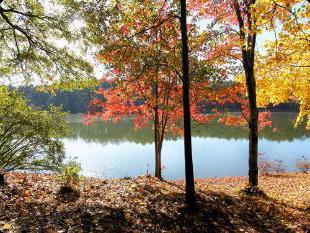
[256,1,310,129]
[0,0,93,86]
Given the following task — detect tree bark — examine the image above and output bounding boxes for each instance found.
[233,0,259,187]
[0,173,4,185]
[154,83,161,179]
[245,63,259,187]
[180,0,196,206]
[245,7,258,187]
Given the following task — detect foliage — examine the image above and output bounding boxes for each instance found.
[0,0,94,86]
[58,160,81,187]
[296,156,310,173]
[0,86,70,173]
[16,85,93,114]
[82,0,273,142]
[17,84,296,115]
[214,84,272,130]
[189,0,303,187]
[82,0,227,180]
[256,1,310,129]
[191,0,308,129]
[258,153,286,175]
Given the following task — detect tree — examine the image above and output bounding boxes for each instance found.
[83,0,221,182]
[16,85,93,114]
[0,0,93,85]
[191,0,301,187]
[85,76,185,180]
[0,86,70,185]
[83,0,183,180]
[233,0,259,187]
[180,0,196,206]
[256,1,310,129]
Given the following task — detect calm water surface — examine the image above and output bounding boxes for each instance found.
[64,113,310,179]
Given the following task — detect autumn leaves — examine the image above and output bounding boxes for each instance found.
[83,0,309,204]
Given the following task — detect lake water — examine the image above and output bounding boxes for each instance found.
[64,113,310,179]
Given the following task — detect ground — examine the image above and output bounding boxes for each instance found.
[0,172,309,233]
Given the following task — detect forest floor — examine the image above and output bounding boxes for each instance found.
[0,172,309,233]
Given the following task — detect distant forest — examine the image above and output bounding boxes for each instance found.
[13,85,299,114]
[16,86,93,114]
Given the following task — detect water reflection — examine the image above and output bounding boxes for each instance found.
[64,113,310,179]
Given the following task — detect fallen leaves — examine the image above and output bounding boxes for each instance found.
[1,223,11,231]
[0,172,309,232]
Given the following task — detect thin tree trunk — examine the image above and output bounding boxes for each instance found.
[154,83,161,179]
[233,0,259,187]
[156,135,164,180]
[0,173,4,185]
[245,13,258,186]
[154,111,161,178]
[180,0,196,206]
[245,60,258,187]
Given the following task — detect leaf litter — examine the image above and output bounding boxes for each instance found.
[0,172,309,232]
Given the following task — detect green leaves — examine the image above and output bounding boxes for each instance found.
[0,86,70,173]
[58,160,81,186]
[0,0,94,86]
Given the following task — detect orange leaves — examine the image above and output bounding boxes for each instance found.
[83,1,187,135]
[218,115,247,127]
[120,25,129,34]
[83,0,276,138]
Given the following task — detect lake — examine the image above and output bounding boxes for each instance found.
[64,113,310,179]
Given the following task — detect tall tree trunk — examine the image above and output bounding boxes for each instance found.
[180,0,196,206]
[233,0,259,187]
[0,173,4,185]
[154,83,161,179]
[245,56,258,187]
[246,6,258,186]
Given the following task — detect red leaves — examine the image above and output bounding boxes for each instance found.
[84,0,275,137]
[85,77,273,133]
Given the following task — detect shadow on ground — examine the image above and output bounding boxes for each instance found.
[1,176,309,232]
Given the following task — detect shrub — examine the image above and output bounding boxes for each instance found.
[58,160,81,187]
[258,153,286,175]
[57,160,81,202]
[0,87,70,185]
[296,156,310,173]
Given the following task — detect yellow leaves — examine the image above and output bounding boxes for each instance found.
[23,190,31,198]
[254,2,310,129]
[1,223,12,231]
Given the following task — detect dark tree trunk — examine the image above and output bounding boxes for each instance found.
[233,0,259,187]
[154,83,161,179]
[155,135,163,180]
[155,149,162,179]
[245,64,258,187]
[180,0,196,206]
[0,173,4,185]
[245,21,258,187]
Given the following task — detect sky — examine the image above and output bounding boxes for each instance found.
[2,0,305,86]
